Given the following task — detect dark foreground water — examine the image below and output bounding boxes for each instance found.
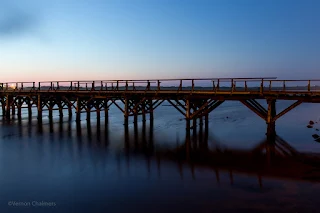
[1,100,320,213]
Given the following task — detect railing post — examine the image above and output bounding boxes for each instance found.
[86,83,88,90]
[260,79,264,93]
[269,80,272,91]
[38,82,41,90]
[179,80,182,91]
[217,79,220,91]
[32,82,35,91]
[92,81,95,91]
[125,81,128,91]
[308,80,311,91]
[231,79,234,92]
[283,81,286,91]
[70,81,73,90]
[77,81,80,90]
[21,83,24,91]
[100,81,103,91]
[192,80,194,92]
[57,82,60,90]
[147,80,150,91]
[245,81,247,91]
[116,81,119,91]
[212,81,215,90]
[157,80,160,91]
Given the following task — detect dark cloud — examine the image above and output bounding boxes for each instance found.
[0,5,38,37]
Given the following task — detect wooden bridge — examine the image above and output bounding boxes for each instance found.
[1,77,320,136]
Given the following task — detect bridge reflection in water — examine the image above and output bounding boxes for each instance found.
[42,119,320,186]
[8,117,320,213]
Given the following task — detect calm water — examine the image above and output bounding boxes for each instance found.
[1,100,320,213]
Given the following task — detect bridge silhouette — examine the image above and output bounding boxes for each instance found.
[1,77,320,138]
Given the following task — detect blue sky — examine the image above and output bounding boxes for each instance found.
[0,0,319,82]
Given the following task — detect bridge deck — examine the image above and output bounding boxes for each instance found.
[0,77,320,101]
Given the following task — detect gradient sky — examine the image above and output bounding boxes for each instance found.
[0,0,320,82]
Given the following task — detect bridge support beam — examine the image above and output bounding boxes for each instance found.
[1,98,5,117]
[240,99,302,139]
[105,99,109,126]
[58,103,63,119]
[5,95,12,120]
[266,99,276,138]
[37,95,42,123]
[48,107,53,120]
[68,103,72,121]
[28,98,32,121]
[96,109,100,125]
[17,98,22,120]
[167,98,223,134]
[86,108,91,122]
[142,102,146,123]
[124,97,129,126]
[186,99,191,130]
[12,104,15,116]
[76,97,81,122]
[192,118,197,135]
[149,99,154,127]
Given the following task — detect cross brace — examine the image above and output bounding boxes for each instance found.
[240,99,302,122]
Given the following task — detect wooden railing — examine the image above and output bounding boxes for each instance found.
[1,78,320,93]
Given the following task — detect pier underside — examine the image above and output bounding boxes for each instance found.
[0,91,313,139]
[1,77,320,139]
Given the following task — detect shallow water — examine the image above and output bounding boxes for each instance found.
[1,100,320,213]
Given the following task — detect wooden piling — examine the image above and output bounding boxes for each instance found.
[193,118,197,130]
[12,104,16,116]
[6,95,11,119]
[105,99,109,125]
[186,99,190,130]
[142,101,146,122]
[37,95,42,123]
[1,100,5,117]
[96,109,100,125]
[48,107,53,120]
[28,99,32,121]
[76,97,81,122]
[149,99,154,127]
[266,99,276,138]
[17,98,22,120]
[124,97,129,126]
[59,105,63,118]
[199,116,203,126]
[133,99,138,125]
[86,108,91,122]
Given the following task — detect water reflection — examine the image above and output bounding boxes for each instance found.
[8,118,320,184]
[1,118,320,212]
